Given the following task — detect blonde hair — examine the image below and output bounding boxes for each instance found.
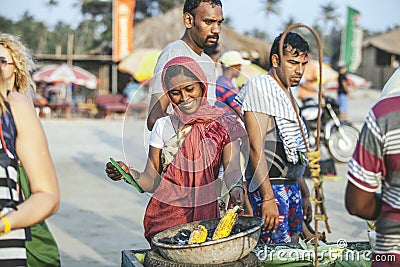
[0,33,36,96]
[0,68,8,114]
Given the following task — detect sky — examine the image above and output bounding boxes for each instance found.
[1,0,399,40]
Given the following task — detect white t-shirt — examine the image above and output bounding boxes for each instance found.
[151,40,216,103]
[149,116,176,149]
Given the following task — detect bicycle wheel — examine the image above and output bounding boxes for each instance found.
[328,125,359,163]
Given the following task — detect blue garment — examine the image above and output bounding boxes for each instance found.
[216,75,240,115]
[247,157,306,244]
[338,93,348,113]
[247,182,303,244]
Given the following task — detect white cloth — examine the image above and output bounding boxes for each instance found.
[149,116,193,173]
[149,116,176,149]
[236,74,309,164]
[151,40,217,103]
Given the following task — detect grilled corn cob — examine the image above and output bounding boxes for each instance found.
[188,225,208,244]
[212,205,241,240]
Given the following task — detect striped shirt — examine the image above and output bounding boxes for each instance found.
[0,106,27,266]
[347,95,400,258]
[235,74,308,164]
[216,75,240,114]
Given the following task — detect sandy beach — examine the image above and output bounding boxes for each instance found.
[42,88,381,266]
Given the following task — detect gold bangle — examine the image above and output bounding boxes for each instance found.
[0,217,11,236]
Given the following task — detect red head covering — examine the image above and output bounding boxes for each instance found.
[144,56,247,245]
[161,56,225,124]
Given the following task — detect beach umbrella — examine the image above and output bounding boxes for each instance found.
[33,64,97,89]
[118,48,161,82]
[236,63,268,88]
[319,62,338,84]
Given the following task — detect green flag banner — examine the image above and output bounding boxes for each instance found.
[340,6,363,72]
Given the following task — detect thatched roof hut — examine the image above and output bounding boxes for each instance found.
[357,27,400,88]
[133,6,271,67]
[363,27,400,55]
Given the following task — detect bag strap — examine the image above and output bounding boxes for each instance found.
[0,119,19,211]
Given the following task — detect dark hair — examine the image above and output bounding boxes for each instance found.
[164,64,205,92]
[269,32,310,68]
[183,0,222,14]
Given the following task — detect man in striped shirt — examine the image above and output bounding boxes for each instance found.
[216,50,252,215]
[236,32,312,244]
[216,50,250,118]
[346,68,400,266]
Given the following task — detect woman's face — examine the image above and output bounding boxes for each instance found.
[0,45,16,89]
[167,72,203,114]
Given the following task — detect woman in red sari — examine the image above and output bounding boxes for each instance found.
[106,56,247,246]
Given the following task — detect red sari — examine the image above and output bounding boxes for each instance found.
[143,57,246,245]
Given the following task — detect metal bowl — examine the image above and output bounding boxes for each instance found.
[152,216,263,265]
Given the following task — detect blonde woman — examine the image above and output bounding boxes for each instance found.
[0,41,60,265]
[0,33,35,95]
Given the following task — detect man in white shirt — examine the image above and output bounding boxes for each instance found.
[235,32,312,244]
[146,0,224,130]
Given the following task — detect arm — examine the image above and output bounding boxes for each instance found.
[106,145,162,193]
[146,93,170,131]
[243,111,279,232]
[345,113,382,220]
[137,146,162,192]
[345,181,381,220]
[233,106,243,121]
[299,177,312,222]
[1,92,60,232]
[221,139,244,208]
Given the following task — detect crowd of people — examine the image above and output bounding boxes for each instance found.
[105,1,400,266]
[0,0,398,266]
[107,0,314,248]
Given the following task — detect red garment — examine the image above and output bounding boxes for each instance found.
[144,57,246,245]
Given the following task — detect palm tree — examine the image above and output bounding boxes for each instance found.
[315,2,340,34]
[262,0,281,40]
[281,16,297,32]
[46,0,58,6]
[264,0,280,16]
[314,1,340,58]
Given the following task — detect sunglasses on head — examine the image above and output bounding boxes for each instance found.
[0,56,14,68]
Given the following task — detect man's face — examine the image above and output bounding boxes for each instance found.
[188,2,224,49]
[230,64,242,78]
[274,46,309,87]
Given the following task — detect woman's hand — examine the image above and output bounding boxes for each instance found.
[229,186,244,208]
[105,161,129,181]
